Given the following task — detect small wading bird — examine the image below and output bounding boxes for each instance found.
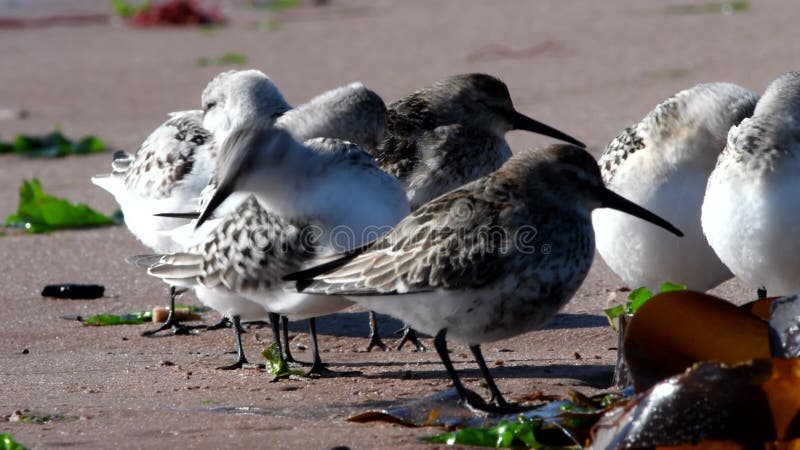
[366,73,585,351]
[285,144,682,413]
[703,71,800,298]
[137,72,393,371]
[594,82,758,291]
[92,110,218,336]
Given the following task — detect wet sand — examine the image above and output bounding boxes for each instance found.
[0,0,795,448]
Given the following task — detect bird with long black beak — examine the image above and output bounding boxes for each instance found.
[367,73,585,352]
[285,144,682,414]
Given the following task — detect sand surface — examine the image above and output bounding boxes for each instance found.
[0,0,795,448]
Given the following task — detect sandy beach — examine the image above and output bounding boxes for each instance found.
[1,0,797,448]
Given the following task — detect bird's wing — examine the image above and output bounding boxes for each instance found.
[373,93,438,182]
[598,123,644,185]
[195,196,316,295]
[286,181,519,296]
[124,111,213,199]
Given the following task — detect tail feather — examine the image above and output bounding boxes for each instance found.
[125,254,165,269]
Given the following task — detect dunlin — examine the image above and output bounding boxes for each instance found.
[286,145,682,412]
[368,73,585,351]
[594,83,758,291]
[703,71,800,297]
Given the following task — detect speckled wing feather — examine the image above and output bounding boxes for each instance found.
[193,196,317,295]
[125,111,214,199]
[373,94,438,181]
[290,176,533,295]
[407,124,507,209]
[598,124,644,185]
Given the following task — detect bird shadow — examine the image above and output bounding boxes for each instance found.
[363,363,615,389]
[276,311,607,337]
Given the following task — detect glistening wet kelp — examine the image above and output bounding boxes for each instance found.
[5,179,116,233]
[0,434,26,450]
[0,131,105,158]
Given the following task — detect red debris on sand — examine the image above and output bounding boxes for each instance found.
[128,0,224,27]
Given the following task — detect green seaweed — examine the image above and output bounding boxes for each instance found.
[0,131,106,158]
[262,343,304,378]
[253,0,299,11]
[196,52,247,67]
[110,0,150,18]
[83,304,207,326]
[0,434,27,450]
[5,179,115,233]
[604,282,687,326]
[84,311,152,326]
[426,416,544,448]
[665,1,749,15]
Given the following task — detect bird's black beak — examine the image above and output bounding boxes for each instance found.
[509,110,585,148]
[599,188,683,237]
[194,180,233,230]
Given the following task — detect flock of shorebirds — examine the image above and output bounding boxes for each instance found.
[91,69,800,414]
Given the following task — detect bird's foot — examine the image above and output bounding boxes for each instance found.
[458,390,529,415]
[305,361,361,379]
[141,319,203,337]
[395,327,427,352]
[216,357,264,371]
[206,317,232,331]
[365,333,388,352]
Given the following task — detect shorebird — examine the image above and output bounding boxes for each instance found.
[376,73,584,208]
[367,73,585,351]
[92,110,219,335]
[199,72,394,365]
[285,145,682,413]
[593,83,758,291]
[151,77,392,370]
[201,69,291,145]
[703,71,800,297]
[193,128,409,375]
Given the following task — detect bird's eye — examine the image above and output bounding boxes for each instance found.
[204,101,217,112]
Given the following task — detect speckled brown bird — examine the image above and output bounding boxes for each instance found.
[286,144,682,413]
[366,73,585,352]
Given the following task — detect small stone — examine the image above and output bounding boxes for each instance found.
[160,360,175,367]
[21,348,29,354]
[574,351,582,360]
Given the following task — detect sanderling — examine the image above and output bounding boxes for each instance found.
[201,69,291,145]
[702,71,800,297]
[195,128,409,375]
[92,110,218,335]
[285,145,682,413]
[185,74,391,366]
[368,73,585,351]
[593,83,758,291]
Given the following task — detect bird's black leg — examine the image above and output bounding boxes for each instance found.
[217,315,261,370]
[269,312,283,353]
[306,318,360,378]
[395,325,428,352]
[141,286,203,336]
[206,316,232,331]
[433,329,477,407]
[281,315,297,363]
[758,286,767,299]
[365,311,388,351]
[469,344,524,412]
